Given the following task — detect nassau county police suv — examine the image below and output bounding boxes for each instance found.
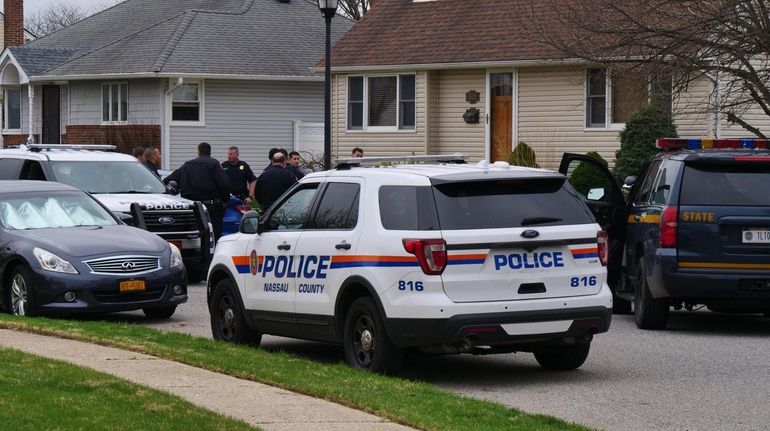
[207,155,613,374]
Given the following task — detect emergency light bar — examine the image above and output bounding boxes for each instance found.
[335,154,468,168]
[656,138,769,150]
[27,144,117,152]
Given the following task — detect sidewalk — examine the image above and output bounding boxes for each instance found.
[0,329,414,431]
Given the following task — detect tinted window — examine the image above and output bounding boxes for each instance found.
[433,178,595,230]
[0,159,23,180]
[379,186,439,230]
[681,162,770,206]
[650,161,679,205]
[267,184,319,231]
[312,183,359,230]
[632,160,661,205]
[20,161,47,181]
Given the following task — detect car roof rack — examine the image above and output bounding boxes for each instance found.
[26,144,117,152]
[334,154,468,170]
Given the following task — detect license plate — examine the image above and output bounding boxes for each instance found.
[743,229,770,244]
[119,280,145,292]
[169,240,182,250]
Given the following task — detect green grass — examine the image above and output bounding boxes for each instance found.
[0,347,258,431]
[0,315,593,431]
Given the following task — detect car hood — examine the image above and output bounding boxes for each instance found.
[91,194,193,212]
[21,226,167,258]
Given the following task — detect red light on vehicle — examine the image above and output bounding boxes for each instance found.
[235,205,252,214]
[403,238,447,275]
[660,205,678,248]
[656,138,687,150]
[734,156,770,162]
[597,230,609,266]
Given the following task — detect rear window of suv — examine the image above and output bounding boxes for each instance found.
[432,178,594,230]
[681,162,770,206]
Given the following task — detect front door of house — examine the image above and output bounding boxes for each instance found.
[489,73,512,162]
[42,85,61,145]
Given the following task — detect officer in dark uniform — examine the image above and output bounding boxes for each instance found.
[221,146,257,205]
[164,142,229,242]
[255,152,297,210]
[143,147,161,179]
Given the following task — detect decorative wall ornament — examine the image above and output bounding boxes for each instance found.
[465,90,480,104]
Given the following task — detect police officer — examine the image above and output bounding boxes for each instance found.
[164,142,229,241]
[221,146,257,204]
[255,152,297,210]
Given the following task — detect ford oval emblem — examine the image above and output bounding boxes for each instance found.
[158,216,175,225]
[521,229,540,239]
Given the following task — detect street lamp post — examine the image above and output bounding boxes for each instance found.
[318,0,338,170]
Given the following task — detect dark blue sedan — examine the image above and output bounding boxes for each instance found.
[0,181,187,318]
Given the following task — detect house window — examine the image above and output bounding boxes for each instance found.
[4,87,22,131]
[586,68,673,128]
[172,82,203,123]
[347,74,416,131]
[102,83,128,123]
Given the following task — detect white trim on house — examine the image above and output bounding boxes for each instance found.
[345,72,417,133]
[484,69,517,162]
[0,51,30,84]
[2,86,21,133]
[168,79,205,127]
[29,72,325,83]
[100,81,129,124]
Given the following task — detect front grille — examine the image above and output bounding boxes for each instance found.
[85,256,160,275]
[142,210,198,233]
[93,285,166,303]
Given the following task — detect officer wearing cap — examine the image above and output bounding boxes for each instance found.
[164,142,229,241]
[221,146,257,204]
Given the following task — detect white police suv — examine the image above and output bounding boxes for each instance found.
[207,155,615,374]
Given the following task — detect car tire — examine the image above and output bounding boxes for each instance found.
[343,297,404,375]
[634,257,669,330]
[142,305,177,319]
[7,265,37,317]
[210,279,261,346]
[534,343,591,371]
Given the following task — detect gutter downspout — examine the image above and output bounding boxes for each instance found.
[162,77,184,169]
[705,72,721,138]
[26,84,34,144]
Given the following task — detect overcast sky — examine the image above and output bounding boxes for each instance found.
[22,0,122,19]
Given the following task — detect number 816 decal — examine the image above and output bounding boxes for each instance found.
[398,280,424,292]
[570,276,597,287]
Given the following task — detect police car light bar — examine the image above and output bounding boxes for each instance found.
[335,154,468,167]
[656,138,769,150]
[27,144,117,152]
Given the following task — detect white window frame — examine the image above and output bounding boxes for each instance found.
[169,80,205,127]
[3,86,22,133]
[101,82,128,124]
[346,73,416,133]
[585,68,673,130]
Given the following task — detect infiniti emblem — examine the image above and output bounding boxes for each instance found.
[121,261,136,271]
[158,216,175,225]
[521,229,540,239]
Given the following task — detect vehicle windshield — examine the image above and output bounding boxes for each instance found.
[49,160,166,194]
[0,192,118,230]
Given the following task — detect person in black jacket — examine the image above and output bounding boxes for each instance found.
[255,152,297,210]
[164,142,229,241]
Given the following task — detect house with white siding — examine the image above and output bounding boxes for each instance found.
[0,0,352,169]
[327,0,770,168]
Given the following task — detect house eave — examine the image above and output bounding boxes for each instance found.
[28,72,324,83]
[319,58,590,73]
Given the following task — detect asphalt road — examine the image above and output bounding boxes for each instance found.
[110,281,770,431]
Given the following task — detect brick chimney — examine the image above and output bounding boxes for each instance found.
[4,0,24,48]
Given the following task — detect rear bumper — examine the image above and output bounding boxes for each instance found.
[649,250,770,307]
[384,306,611,349]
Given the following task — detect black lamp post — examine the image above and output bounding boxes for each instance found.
[318,0,338,170]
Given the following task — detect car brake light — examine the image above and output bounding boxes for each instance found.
[660,205,678,248]
[597,230,609,266]
[235,204,252,214]
[402,238,447,275]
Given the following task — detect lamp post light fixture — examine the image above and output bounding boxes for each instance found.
[319,0,338,170]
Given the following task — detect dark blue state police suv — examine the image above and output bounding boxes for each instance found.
[0,181,187,318]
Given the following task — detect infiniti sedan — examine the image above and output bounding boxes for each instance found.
[0,181,187,318]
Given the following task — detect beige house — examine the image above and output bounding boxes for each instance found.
[327,0,770,168]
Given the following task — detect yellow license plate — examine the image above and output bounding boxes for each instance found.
[119,280,145,292]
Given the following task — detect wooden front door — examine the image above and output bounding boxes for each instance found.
[42,85,61,145]
[490,73,512,162]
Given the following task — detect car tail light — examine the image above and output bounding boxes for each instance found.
[597,230,609,266]
[402,239,447,275]
[660,205,678,248]
[236,204,252,214]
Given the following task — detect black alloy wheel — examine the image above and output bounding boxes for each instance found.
[343,297,403,375]
[210,279,261,346]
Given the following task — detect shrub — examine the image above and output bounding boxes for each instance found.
[568,151,612,197]
[613,103,678,183]
[507,142,540,168]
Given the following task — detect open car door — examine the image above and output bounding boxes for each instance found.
[559,153,629,313]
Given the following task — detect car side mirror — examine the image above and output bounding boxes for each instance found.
[166,180,179,195]
[239,210,260,234]
[114,212,134,225]
[623,176,636,189]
